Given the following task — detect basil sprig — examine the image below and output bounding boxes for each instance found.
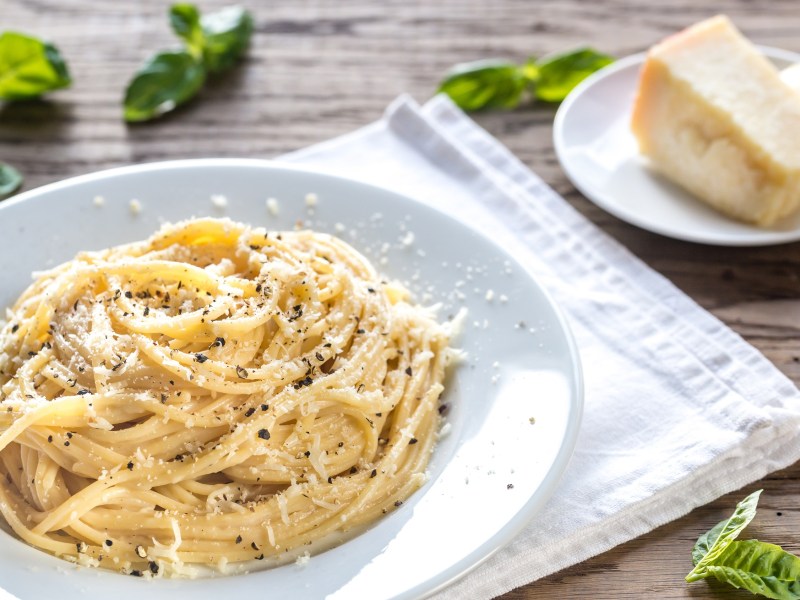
[437,47,613,111]
[0,162,23,200]
[124,4,253,122]
[687,490,800,599]
[0,31,71,100]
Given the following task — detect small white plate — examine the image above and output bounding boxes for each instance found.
[0,160,582,600]
[554,47,800,246]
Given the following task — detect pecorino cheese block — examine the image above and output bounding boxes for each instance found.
[630,15,800,227]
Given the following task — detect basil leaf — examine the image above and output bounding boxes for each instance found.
[200,6,253,74]
[0,162,22,199]
[707,540,800,600]
[521,58,539,85]
[533,48,614,103]
[692,519,727,566]
[720,539,800,580]
[437,60,526,111]
[170,4,205,56]
[686,489,762,582]
[123,50,206,122]
[0,31,71,100]
[708,565,800,600]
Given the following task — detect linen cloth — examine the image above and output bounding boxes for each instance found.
[281,94,800,598]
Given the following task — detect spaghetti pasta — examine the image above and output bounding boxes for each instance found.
[0,217,455,576]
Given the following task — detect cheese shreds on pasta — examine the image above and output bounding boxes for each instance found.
[0,217,455,577]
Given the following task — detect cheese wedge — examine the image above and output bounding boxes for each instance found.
[630,15,800,226]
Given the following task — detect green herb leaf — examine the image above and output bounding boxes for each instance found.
[170,4,205,56]
[437,59,526,111]
[0,31,71,100]
[534,48,614,103]
[0,162,22,199]
[686,489,762,582]
[123,50,205,122]
[521,58,539,85]
[199,6,253,74]
[692,519,727,566]
[706,539,800,599]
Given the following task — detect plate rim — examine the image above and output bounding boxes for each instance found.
[553,45,800,247]
[0,158,584,600]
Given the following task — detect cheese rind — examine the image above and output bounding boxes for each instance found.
[631,15,800,226]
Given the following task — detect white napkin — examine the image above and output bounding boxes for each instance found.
[281,94,800,598]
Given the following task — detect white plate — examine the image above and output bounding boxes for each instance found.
[0,160,582,600]
[554,46,800,246]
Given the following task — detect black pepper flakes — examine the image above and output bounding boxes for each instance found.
[10,324,19,333]
[235,535,242,544]
[394,500,403,507]
[236,366,248,379]
[63,441,70,447]
[127,461,134,470]
[105,539,113,547]
[124,291,133,299]
[258,428,271,440]
[293,376,313,389]
[195,353,209,363]
[143,307,150,316]
[438,403,449,415]
[149,561,159,574]
[405,367,412,376]
[507,483,514,490]
[77,389,90,395]
[261,404,269,411]
[251,542,259,551]
[47,435,53,443]
[130,570,142,577]
[135,545,147,558]
[356,328,365,334]
[409,437,418,445]
[349,466,357,474]
[212,337,226,348]
[244,407,256,417]
[370,469,377,478]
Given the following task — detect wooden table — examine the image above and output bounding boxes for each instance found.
[2,0,799,597]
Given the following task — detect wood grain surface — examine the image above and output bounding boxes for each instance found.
[2,0,800,598]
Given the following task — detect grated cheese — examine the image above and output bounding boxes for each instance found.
[211,194,228,208]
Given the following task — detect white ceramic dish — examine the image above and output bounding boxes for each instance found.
[554,46,800,246]
[0,160,582,600]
